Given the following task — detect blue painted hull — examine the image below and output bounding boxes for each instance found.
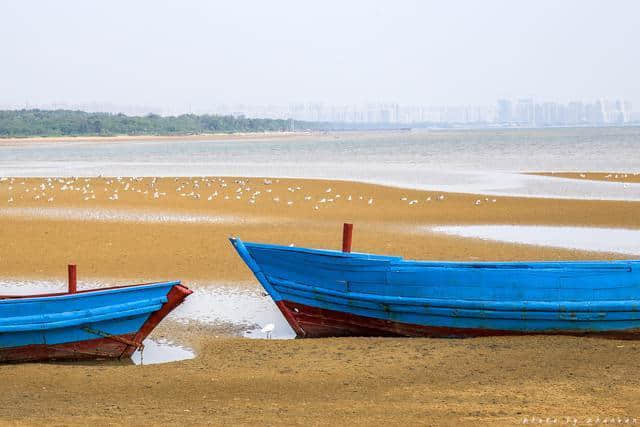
[0,281,191,362]
[230,238,640,338]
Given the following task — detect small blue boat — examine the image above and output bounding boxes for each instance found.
[230,236,640,339]
[1,280,191,362]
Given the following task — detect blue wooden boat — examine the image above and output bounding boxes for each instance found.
[0,280,191,362]
[230,236,640,339]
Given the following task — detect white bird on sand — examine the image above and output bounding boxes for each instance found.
[261,323,275,339]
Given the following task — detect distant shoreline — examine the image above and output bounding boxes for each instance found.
[0,131,314,144]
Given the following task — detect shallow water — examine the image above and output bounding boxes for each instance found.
[131,338,194,365]
[2,128,640,200]
[430,225,640,256]
[171,285,295,339]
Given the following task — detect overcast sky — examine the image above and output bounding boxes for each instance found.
[1,0,638,109]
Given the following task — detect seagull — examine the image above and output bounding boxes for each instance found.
[261,323,275,339]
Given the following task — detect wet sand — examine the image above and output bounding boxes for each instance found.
[531,172,640,184]
[2,176,639,281]
[3,336,639,426]
[1,176,640,425]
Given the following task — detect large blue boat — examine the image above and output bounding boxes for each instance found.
[230,237,640,339]
[0,280,191,362]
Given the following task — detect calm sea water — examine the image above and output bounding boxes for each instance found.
[1,127,639,199]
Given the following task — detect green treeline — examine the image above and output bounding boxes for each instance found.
[0,109,319,137]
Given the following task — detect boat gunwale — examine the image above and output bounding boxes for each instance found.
[0,280,183,302]
[237,239,639,270]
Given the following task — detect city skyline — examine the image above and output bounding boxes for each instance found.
[1,97,637,127]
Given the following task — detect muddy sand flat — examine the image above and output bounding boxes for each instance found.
[1,176,639,425]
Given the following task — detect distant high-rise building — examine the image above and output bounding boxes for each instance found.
[585,100,606,124]
[496,99,513,123]
[567,101,584,124]
[515,98,535,125]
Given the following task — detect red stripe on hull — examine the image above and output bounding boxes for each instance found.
[276,300,640,339]
[0,334,137,363]
[0,284,192,363]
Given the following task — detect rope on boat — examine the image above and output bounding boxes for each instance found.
[82,326,145,351]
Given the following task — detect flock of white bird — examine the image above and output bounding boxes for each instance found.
[0,176,497,209]
[0,176,379,210]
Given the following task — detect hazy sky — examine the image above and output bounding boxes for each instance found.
[1,0,639,109]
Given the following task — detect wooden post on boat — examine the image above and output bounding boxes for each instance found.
[342,223,353,253]
[68,264,77,293]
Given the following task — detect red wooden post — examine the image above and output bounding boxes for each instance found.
[68,264,77,293]
[342,223,353,253]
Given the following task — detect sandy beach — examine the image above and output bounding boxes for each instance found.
[1,176,640,425]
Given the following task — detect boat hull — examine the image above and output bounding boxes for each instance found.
[276,300,640,339]
[0,282,191,363]
[230,238,640,339]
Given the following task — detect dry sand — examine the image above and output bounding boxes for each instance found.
[1,176,640,425]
